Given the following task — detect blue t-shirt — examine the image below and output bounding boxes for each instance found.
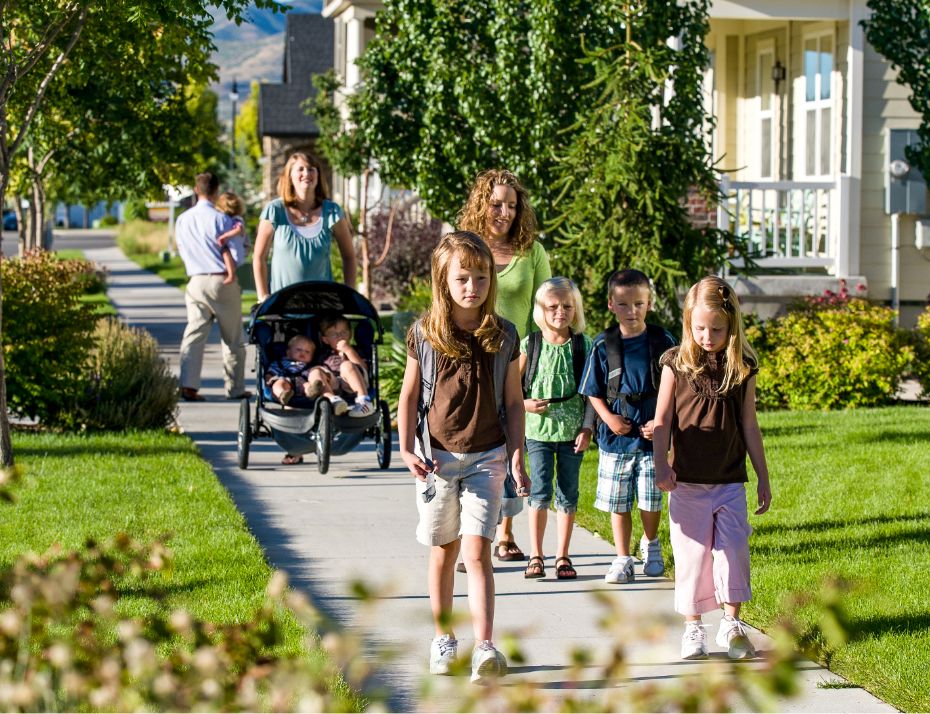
[579,326,676,454]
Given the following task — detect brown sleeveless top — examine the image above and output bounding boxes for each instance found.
[659,347,758,485]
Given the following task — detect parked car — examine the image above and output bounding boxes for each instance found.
[2,210,16,231]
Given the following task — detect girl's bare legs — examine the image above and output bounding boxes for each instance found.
[528,506,547,558]
[555,510,575,560]
[460,535,494,640]
[429,539,461,637]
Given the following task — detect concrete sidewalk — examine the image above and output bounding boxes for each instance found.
[87,243,894,713]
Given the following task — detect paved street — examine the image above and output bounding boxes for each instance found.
[80,234,893,712]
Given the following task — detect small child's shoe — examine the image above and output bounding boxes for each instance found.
[470,640,507,684]
[640,535,665,577]
[681,621,708,659]
[329,395,348,416]
[429,634,457,675]
[306,379,324,399]
[279,386,294,406]
[715,615,756,659]
[348,397,373,418]
[604,555,635,584]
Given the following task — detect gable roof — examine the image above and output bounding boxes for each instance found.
[259,13,333,138]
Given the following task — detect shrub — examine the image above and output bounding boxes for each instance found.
[748,297,913,410]
[79,318,178,431]
[365,208,441,305]
[98,214,119,227]
[116,219,169,256]
[911,307,930,398]
[1,250,96,426]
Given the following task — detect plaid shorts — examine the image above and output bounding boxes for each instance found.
[594,451,662,514]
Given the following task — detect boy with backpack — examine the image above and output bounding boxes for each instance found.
[579,269,677,583]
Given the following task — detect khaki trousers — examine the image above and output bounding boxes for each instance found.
[179,275,246,397]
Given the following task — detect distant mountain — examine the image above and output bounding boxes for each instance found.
[211,1,323,126]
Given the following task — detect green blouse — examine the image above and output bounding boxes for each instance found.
[495,241,551,339]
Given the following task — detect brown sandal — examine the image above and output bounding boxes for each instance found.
[555,557,577,580]
[281,454,303,465]
[524,556,545,579]
[495,540,526,562]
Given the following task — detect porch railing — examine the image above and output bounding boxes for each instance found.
[718,177,840,269]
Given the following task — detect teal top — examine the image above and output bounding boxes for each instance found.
[521,333,593,442]
[495,240,551,339]
[259,198,345,291]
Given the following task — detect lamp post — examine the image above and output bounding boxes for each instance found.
[229,77,239,172]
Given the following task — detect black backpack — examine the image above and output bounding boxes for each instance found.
[603,323,673,411]
[522,330,587,403]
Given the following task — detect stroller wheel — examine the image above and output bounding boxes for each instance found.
[237,398,251,469]
[315,398,333,474]
[376,400,392,469]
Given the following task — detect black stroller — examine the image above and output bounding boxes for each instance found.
[236,280,391,473]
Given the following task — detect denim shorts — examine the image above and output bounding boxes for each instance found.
[414,445,507,546]
[594,450,662,513]
[500,456,525,518]
[526,439,583,514]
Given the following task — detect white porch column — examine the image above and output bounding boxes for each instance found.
[839,0,867,277]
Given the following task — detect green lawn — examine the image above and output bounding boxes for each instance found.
[575,405,930,712]
[3,430,363,711]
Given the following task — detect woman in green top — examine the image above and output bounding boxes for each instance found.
[253,152,356,302]
[459,169,552,562]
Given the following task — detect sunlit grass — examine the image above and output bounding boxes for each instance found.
[575,406,930,712]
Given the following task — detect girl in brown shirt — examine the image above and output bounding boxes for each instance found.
[653,276,772,661]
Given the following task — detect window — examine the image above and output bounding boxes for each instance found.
[803,33,833,177]
[757,44,776,178]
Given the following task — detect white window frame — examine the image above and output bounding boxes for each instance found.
[756,40,777,179]
[801,29,835,178]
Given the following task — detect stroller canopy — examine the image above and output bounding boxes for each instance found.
[252,280,380,322]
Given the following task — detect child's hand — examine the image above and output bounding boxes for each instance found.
[401,450,437,480]
[335,338,351,354]
[754,476,772,515]
[511,458,530,497]
[524,398,550,415]
[640,419,655,440]
[606,414,633,436]
[217,235,228,247]
[655,463,677,492]
[574,428,592,453]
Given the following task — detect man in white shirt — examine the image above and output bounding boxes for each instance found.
[175,172,248,401]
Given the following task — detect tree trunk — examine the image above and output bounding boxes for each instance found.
[0,180,15,467]
[14,197,27,257]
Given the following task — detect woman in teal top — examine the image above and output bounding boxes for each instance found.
[459,168,552,562]
[253,152,356,301]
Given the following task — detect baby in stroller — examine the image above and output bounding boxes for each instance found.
[264,334,351,415]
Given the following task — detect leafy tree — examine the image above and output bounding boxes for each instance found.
[550,0,750,328]
[862,0,930,180]
[310,0,615,224]
[0,0,281,465]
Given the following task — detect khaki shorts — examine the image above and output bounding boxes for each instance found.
[414,445,507,546]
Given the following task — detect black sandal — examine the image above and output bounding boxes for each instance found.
[524,556,545,579]
[555,557,577,580]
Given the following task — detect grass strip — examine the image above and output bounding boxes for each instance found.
[3,429,364,711]
[574,405,929,712]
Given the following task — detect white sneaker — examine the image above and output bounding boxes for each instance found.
[348,398,374,417]
[604,556,635,583]
[429,634,457,675]
[681,621,708,659]
[640,535,665,577]
[470,641,507,684]
[329,395,348,416]
[715,616,756,659]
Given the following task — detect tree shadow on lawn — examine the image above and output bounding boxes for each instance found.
[14,442,194,459]
[751,522,930,559]
[845,612,930,641]
[753,513,928,536]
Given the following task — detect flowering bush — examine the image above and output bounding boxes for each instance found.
[910,306,930,399]
[748,293,913,410]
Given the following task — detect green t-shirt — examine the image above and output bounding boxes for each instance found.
[521,333,593,442]
[495,241,551,339]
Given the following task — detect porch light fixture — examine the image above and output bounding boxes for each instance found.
[771,60,786,93]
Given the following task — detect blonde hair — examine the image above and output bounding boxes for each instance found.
[276,152,329,208]
[420,231,504,360]
[216,191,244,217]
[286,334,314,356]
[457,169,538,255]
[675,276,757,393]
[533,277,586,334]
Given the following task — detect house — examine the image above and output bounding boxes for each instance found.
[258,13,335,202]
[320,0,929,323]
[707,0,928,323]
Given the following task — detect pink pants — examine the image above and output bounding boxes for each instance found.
[669,482,752,616]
